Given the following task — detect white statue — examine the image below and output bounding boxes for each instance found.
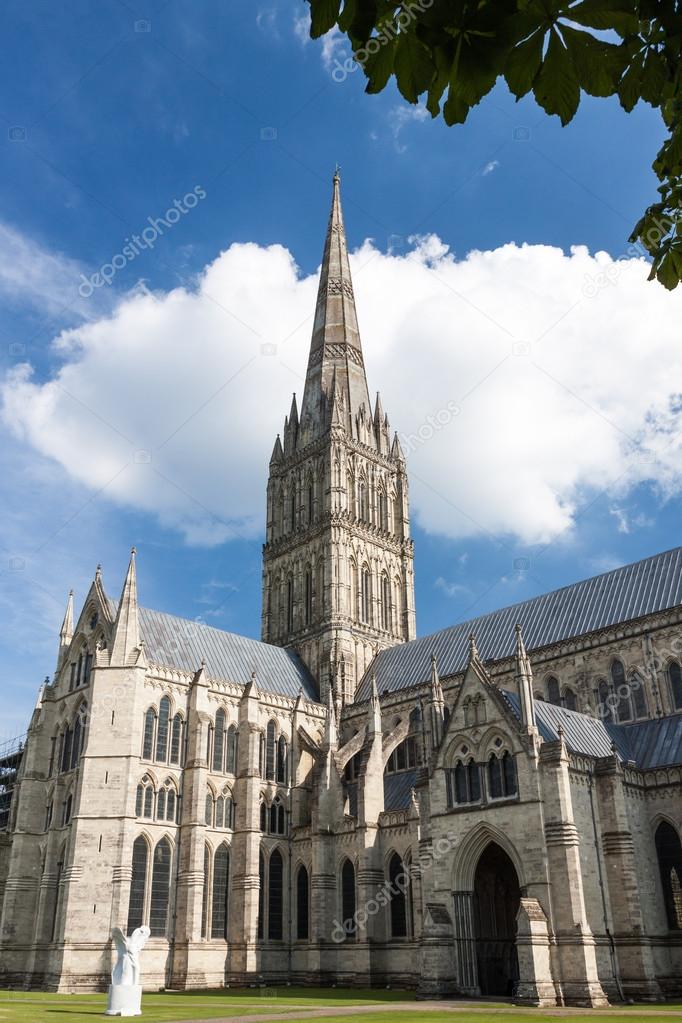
[106,926,150,1017]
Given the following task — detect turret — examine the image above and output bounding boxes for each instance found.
[109,548,140,666]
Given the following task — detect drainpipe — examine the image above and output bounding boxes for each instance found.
[587,769,625,1003]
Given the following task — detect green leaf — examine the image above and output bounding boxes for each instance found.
[568,0,639,36]
[308,0,341,39]
[655,250,680,290]
[443,84,471,125]
[533,27,580,124]
[362,35,397,93]
[504,28,546,98]
[560,25,624,98]
[393,28,434,104]
[617,55,643,111]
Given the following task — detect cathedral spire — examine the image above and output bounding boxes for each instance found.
[57,589,74,670]
[299,171,371,440]
[110,547,140,666]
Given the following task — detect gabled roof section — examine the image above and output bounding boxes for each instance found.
[106,600,318,700]
[357,547,682,700]
[503,691,682,769]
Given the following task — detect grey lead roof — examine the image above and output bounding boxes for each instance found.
[357,546,682,700]
[108,601,318,701]
[503,692,682,769]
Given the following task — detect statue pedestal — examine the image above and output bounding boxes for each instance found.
[106,984,142,1016]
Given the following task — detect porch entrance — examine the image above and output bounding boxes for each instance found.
[473,842,520,996]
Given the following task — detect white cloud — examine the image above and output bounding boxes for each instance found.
[0,220,112,322]
[389,102,429,153]
[482,160,499,176]
[435,577,472,599]
[320,27,347,70]
[292,10,311,45]
[3,234,682,549]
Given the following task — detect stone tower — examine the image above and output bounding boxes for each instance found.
[262,171,416,702]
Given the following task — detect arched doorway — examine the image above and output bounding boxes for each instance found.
[473,842,520,996]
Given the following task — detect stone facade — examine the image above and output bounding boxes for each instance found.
[1,174,681,1003]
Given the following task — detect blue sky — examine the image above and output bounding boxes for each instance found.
[1,1,681,738]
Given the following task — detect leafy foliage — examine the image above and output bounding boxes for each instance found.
[307,0,682,289]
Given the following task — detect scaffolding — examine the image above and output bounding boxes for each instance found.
[0,734,25,831]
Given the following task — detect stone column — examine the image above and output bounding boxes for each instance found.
[514,897,557,1006]
[594,757,662,1001]
[539,737,608,1007]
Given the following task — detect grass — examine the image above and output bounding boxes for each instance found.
[0,989,680,1023]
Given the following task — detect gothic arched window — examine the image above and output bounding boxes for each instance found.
[378,491,388,531]
[307,482,314,524]
[136,776,154,819]
[361,568,371,625]
[341,858,356,940]
[488,753,503,799]
[201,845,209,939]
[265,721,276,781]
[268,849,284,940]
[290,487,296,532]
[563,687,577,712]
[502,751,517,795]
[286,576,294,634]
[226,725,238,774]
[260,801,267,832]
[257,850,264,939]
[655,822,682,929]
[388,852,408,938]
[296,864,309,940]
[205,791,214,827]
[304,568,312,626]
[70,715,82,771]
[359,480,369,521]
[127,836,148,932]
[142,708,156,760]
[670,660,682,710]
[213,709,226,773]
[149,837,172,937]
[546,677,561,706]
[381,574,391,631]
[611,659,632,722]
[169,714,183,765]
[155,696,171,762]
[316,559,325,616]
[157,780,177,823]
[276,735,288,784]
[211,844,230,940]
[631,671,648,718]
[61,726,73,774]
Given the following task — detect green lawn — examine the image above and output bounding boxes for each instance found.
[0,989,680,1023]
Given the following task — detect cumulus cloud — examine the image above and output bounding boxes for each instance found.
[3,233,682,548]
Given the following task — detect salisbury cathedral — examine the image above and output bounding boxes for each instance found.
[1,174,681,1005]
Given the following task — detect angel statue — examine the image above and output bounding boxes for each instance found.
[106,926,150,1017]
